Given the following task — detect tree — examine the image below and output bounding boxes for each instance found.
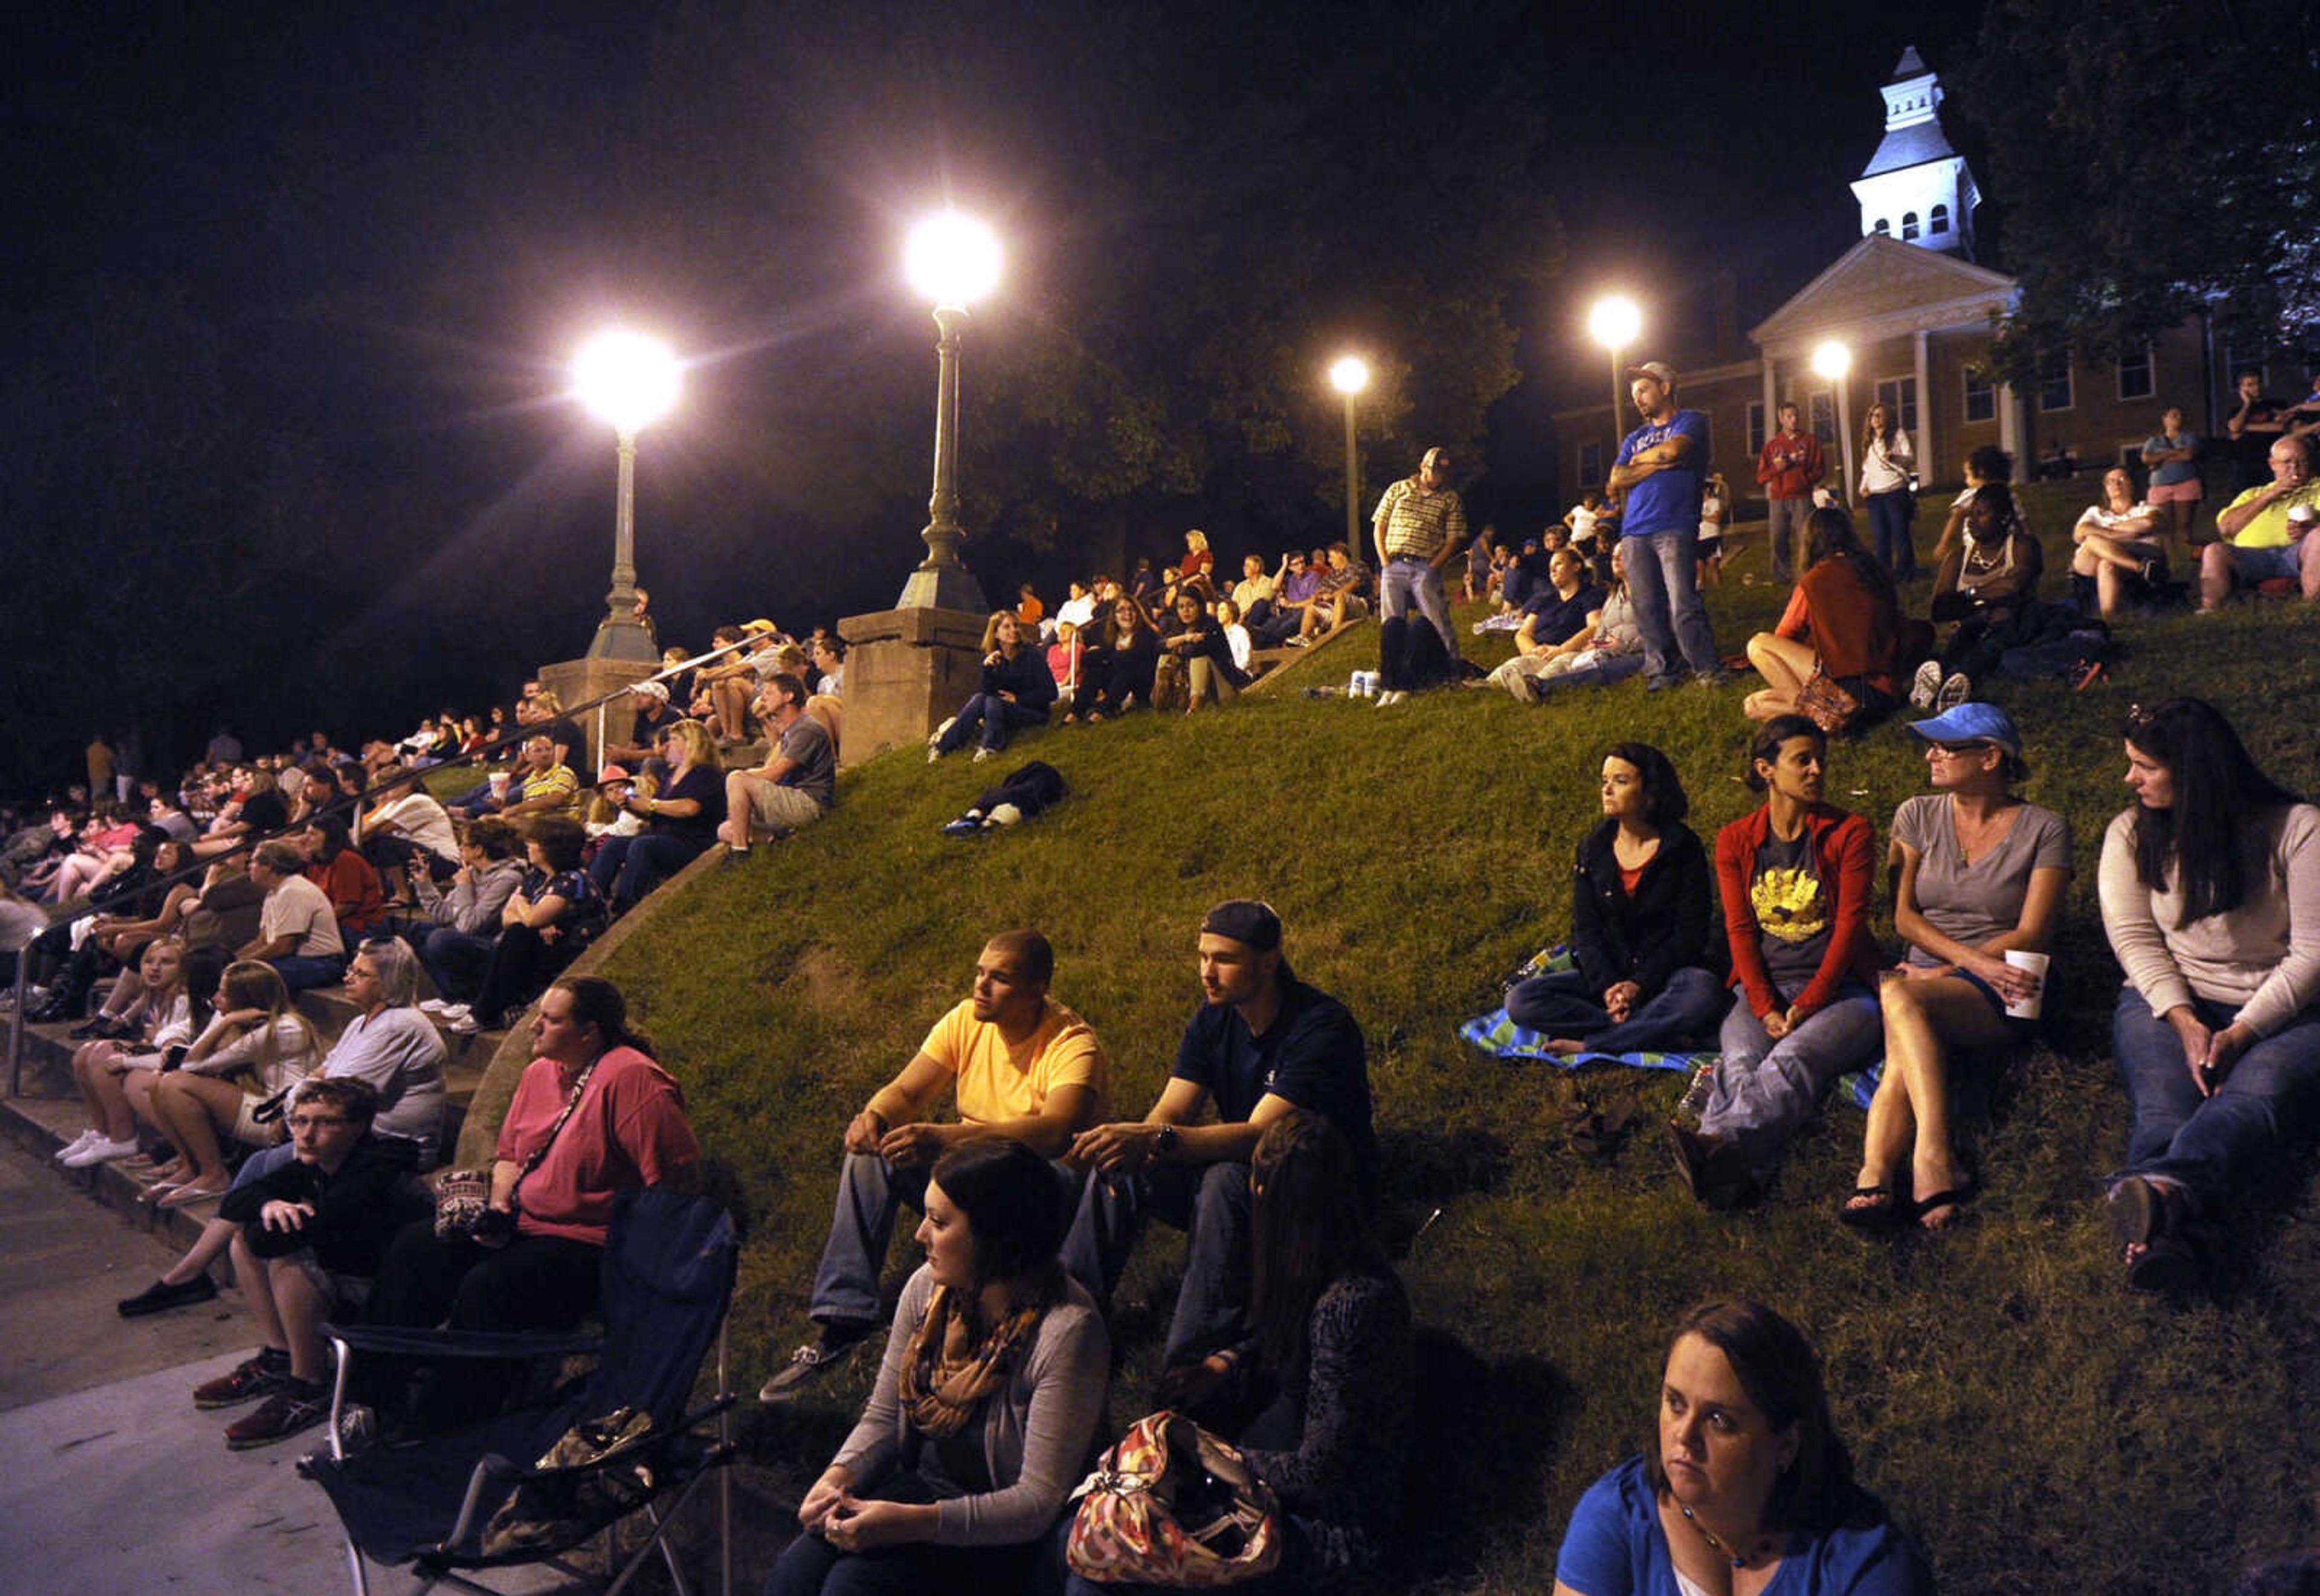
[1954,0,2319,381]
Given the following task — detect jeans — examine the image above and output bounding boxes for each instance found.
[1867,490,1915,577]
[1057,1160,1252,1368]
[810,1151,1081,1328]
[594,831,707,910]
[1506,965,1729,1054]
[271,952,349,994]
[1700,984,1882,1171]
[1767,496,1811,582]
[1622,529,1720,680]
[2110,986,2320,1212]
[1379,556,1462,663]
[416,926,497,1004]
[765,1478,1042,1596]
[936,694,1049,755]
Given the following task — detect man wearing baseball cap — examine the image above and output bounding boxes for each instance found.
[1370,445,1470,696]
[1608,361,1726,689]
[601,678,680,770]
[1058,899,1375,1380]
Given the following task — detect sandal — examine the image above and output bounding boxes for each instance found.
[2104,1175,2184,1252]
[1912,1182,1981,1229]
[1838,1185,1908,1232]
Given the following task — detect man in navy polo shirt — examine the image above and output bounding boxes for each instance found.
[1608,361,1726,690]
[1059,899,1373,1379]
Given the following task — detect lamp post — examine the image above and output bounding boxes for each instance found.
[898,211,1001,612]
[573,330,682,662]
[1327,356,1371,562]
[1811,339,1855,507]
[1588,295,1643,466]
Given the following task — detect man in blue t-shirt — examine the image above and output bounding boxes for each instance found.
[1608,361,1724,689]
[1059,899,1373,1376]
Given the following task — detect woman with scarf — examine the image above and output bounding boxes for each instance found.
[1918,482,2044,711]
[771,1138,1107,1596]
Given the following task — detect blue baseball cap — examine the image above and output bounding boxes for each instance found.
[1905,703,2022,760]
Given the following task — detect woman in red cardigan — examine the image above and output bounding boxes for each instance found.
[1669,715,1883,1209]
[1742,507,1903,724]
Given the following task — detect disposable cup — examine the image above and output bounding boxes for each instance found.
[2003,950,2049,1020]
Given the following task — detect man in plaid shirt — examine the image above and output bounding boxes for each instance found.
[1371,445,1469,671]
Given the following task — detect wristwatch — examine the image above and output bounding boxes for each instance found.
[1153,1125,1181,1159]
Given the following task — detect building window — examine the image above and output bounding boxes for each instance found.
[2038,350,2074,412]
[1873,218,1890,235]
[2117,345,2154,401]
[1874,376,1919,433]
[1902,212,1920,240]
[1929,204,1950,236]
[1747,401,1767,456]
[1809,393,1835,444]
[1964,367,1996,424]
[1577,440,1603,491]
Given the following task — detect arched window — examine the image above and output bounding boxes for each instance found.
[1873,217,1891,234]
[1901,213,1920,240]
[1929,204,1950,236]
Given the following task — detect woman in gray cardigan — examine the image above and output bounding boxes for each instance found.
[770,1139,1108,1595]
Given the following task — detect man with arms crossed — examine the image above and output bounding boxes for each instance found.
[1610,361,1726,690]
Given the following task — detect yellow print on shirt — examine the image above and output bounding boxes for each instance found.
[1753,866,1828,944]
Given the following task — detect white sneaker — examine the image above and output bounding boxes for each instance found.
[54,1128,103,1162]
[419,999,451,1014]
[446,1014,480,1035]
[1935,671,1973,711]
[436,1003,472,1020]
[1909,659,1943,710]
[971,747,996,763]
[62,1135,143,1168]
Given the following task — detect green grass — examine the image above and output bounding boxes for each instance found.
[590,483,2320,1594]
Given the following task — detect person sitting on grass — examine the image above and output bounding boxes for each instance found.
[2199,435,2320,611]
[1669,717,1881,1210]
[1046,617,1086,709]
[1842,705,2071,1233]
[1919,483,2043,712]
[762,930,1107,1401]
[1745,507,1903,724]
[930,612,1058,763]
[1066,1110,1411,1596]
[1928,443,2026,567]
[193,1078,414,1451]
[1552,1299,1932,1595]
[1158,589,1249,713]
[1479,545,1605,699]
[136,959,325,1208]
[769,1139,1107,1596]
[1076,595,1158,723]
[2098,698,2320,1292]
[1506,744,1726,1056]
[2070,466,2169,619]
[719,673,837,856]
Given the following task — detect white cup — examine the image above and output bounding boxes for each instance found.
[2003,950,2049,1020]
[488,773,511,798]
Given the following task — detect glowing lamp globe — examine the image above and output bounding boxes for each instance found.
[1588,295,1642,350]
[1811,339,1854,381]
[1328,356,1371,396]
[905,213,1002,309]
[573,332,682,436]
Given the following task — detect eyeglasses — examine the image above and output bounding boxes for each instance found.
[288,1115,351,1131]
[1930,742,1992,756]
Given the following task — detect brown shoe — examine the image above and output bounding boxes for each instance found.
[193,1348,291,1409]
[224,1380,331,1449]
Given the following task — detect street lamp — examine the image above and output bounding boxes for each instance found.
[1588,295,1643,457]
[898,211,1002,611]
[1327,356,1371,562]
[1811,338,1856,507]
[573,329,682,661]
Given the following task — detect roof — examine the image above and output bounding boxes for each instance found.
[1889,45,1927,80]
[1860,118,1957,178]
[1750,234,2017,348]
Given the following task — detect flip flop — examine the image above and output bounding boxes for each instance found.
[158,1182,228,1209]
[1837,1185,1908,1231]
[1912,1182,1981,1229]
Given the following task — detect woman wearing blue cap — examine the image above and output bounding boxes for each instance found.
[1842,703,2071,1230]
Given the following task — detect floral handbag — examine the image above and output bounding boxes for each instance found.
[1065,1409,1282,1587]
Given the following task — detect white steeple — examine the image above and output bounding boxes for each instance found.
[1849,45,1979,257]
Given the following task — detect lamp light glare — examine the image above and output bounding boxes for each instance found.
[1328,356,1371,396]
[1811,339,1854,381]
[573,331,682,436]
[905,213,1002,309]
[1588,295,1642,350]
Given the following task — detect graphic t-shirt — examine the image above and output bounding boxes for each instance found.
[1615,410,1708,538]
[1753,831,1831,999]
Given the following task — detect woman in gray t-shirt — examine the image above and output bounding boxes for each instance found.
[1843,705,2071,1233]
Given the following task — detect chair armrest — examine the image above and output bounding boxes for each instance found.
[326,1324,603,1361]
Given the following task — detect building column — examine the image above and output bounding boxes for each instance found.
[1997,379,2025,465]
[1761,356,1779,431]
[1912,329,1933,486]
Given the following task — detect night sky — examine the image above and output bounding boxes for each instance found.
[4,0,1988,780]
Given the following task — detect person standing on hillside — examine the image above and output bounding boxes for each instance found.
[1371,445,1469,675]
[1756,402,1826,584]
[1610,362,1726,690]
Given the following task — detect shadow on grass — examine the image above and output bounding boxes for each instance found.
[1393,1327,1576,1590]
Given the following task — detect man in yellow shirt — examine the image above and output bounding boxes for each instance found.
[2200,436,2320,610]
[761,928,1108,1399]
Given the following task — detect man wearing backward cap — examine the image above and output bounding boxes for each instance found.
[1059,899,1376,1380]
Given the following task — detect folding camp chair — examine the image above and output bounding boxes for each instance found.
[300,1188,740,1596]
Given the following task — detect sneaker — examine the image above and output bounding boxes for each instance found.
[1692,668,1734,689]
[1644,674,1680,693]
[1375,689,1407,706]
[927,716,956,748]
[1285,636,1309,648]
[1909,659,1943,710]
[1935,671,1973,711]
[927,745,943,764]
[1677,1063,1715,1123]
[54,1128,102,1163]
[446,1014,480,1035]
[759,1325,875,1402]
[225,1380,332,1450]
[971,747,996,763]
[195,1347,292,1409]
[60,1134,143,1168]
[419,999,453,1014]
[118,1273,219,1318]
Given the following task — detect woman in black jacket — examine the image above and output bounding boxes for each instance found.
[930,611,1060,762]
[1078,594,1158,722]
[1158,590,1250,712]
[1507,742,1727,1054]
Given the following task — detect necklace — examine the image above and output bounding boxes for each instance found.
[1679,1502,1774,1568]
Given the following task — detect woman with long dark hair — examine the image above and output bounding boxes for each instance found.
[1553,1299,1930,1594]
[774,1138,1107,1595]
[1858,402,1918,578]
[1742,508,1903,725]
[1079,594,1159,723]
[1507,744,1726,1055]
[1918,481,2044,711]
[2099,698,2320,1289]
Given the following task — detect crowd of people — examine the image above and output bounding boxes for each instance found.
[12,358,2320,1594]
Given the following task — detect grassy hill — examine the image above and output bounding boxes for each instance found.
[594,483,2320,1594]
